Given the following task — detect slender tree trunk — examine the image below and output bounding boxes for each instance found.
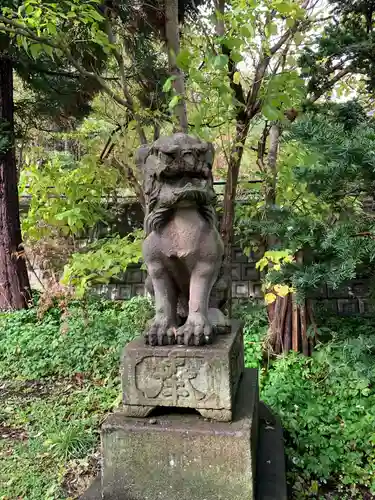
[165,0,188,133]
[0,47,31,310]
[214,0,225,36]
[262,123,315,355]
[220,118,250,281]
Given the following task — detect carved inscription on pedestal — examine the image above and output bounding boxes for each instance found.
[135,357,210,406]
[121,321,244,419]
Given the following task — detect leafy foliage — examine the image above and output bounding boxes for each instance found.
[20,152,119,240]
[62,231,143,297]
[233,301,268,369]
[0,296,153,380]
[0,379,119,499]
[236,102,375,301]
[0,294,154,498]
[262,314,375,497]
[300,0,375,99]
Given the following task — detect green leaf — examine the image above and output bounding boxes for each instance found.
[44,44,54,58]
[47,22,57,35]
[222,36,242,50]
[213,54,229,69]
[265,23,278,37]
[240,25,254,39]
[29,43,42,60]
[88,9,105,22]
[162,76,175,93]
[176,49,191,71]
[294,32,304,45]
[233,71,241,85]
[168,95,180,110]
[230,51,243,63]
[262,104,281,121]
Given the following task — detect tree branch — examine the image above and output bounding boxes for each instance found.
[0,15,149,142]
[309,67,352,103]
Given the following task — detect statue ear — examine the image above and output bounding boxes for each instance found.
[135,145,151,171]
[205,143,215,170]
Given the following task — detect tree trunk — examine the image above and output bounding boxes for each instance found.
[165,0,188,133]
[262,124,315,355]
[220,118,250,315]
[214,0,225,36]
[267,294,314,356]
[0,49,31,310]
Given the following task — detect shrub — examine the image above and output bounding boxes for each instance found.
[0,296,154,380]
[233,301,268,369]
[261,316,375,497]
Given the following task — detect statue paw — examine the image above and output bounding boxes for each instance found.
[176,314,213,346]
[145,318,177,346]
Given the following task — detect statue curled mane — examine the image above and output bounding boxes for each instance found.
[136,133,219,235]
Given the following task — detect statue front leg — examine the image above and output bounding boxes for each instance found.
[145,261,178,346]
[176,260,219,346]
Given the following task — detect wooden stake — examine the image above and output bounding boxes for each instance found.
[292,297,299,352]
[300,302,309,356]
[284,297,292,352]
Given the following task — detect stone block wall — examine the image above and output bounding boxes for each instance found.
[24,196,375,315]
[97,246,374,317]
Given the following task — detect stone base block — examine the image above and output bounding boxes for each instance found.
[121,321,244,421]
[101,368,258,500]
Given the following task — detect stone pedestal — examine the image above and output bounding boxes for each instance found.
[121,321,244,421]
[101,368,259,500]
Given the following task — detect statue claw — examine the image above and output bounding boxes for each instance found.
[176,314,213,346]
[145,318,178,346]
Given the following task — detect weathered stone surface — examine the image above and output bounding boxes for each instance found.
[102,368,258,500]
[138,133,228,346]
[121,321,244,421]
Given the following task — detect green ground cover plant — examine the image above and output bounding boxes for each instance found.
[0,295,153,499]
[1,297,375,499]
[262,315,375,499]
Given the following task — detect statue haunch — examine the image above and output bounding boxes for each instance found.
[136,133,227,347]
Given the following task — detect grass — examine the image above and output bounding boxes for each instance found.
[0,378,119,499]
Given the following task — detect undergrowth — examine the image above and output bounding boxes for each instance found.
[0,295,153,499]
[262,314,375,499]
[2,295,375,499]
[0,295,154,380]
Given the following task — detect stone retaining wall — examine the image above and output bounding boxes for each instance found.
[25,199,375,314]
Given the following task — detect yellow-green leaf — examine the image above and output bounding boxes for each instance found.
[265,293,277,305]
[233,71,241,85]
[274,284,290,297]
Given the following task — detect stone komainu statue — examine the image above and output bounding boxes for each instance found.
[136,133,229,346]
